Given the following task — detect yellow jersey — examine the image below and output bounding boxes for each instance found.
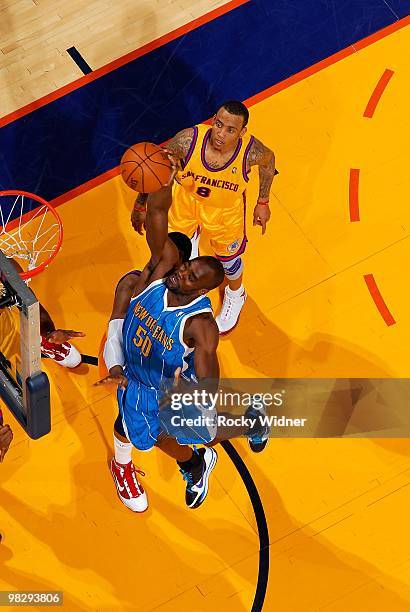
[176,124,254,209]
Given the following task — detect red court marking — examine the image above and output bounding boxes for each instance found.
[364,274,396,326]
[50,167,119,208]
[0,0,249,128]
[245,16,408,108]
[349,168,360,222]
[363,69,395,118]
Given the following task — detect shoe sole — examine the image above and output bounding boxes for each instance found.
[110,461,148,513]
[189,449,218,509]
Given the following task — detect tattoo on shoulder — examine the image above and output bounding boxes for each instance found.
[247,138,274,168]
[166,127,194,160]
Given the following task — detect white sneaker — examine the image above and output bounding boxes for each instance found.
[41,336,82,368]
[110,458,148,512]
[216,286,247,335]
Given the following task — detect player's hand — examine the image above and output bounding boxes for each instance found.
[94,374,128,390]
[0,424,13,463]
[94,366,128,390]
[46,330,85,344]
[162,148,181,186]
[253,204,271,235]
[131,207,146,235]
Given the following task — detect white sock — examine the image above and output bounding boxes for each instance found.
[190,230,200,259]
[114,434,132,465]
[226,284,244,297]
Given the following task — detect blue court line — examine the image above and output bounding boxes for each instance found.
[0,0,408,203]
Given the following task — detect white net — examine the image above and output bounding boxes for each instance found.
[0,192,62,276]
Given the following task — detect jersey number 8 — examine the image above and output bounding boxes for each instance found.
[196,186,211,198]
[133,325,152,357]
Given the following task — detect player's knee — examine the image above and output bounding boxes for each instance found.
[221,256,243,280]
[58,343,82,368]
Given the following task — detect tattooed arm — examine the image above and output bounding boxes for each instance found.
[247,137,276,200]
[247,138,276,235]
[131,128,194,234]
[164,127,195,163]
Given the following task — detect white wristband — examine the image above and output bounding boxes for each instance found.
[104,319,124,371]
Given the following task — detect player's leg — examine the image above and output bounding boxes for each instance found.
[216,254,246,335]
[155,434,217,509]
[110,385,149,513]
[201,202,247,334]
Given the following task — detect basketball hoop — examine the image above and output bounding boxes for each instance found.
[0,190,63,280]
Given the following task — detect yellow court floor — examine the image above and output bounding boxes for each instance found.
[1,21,410,612]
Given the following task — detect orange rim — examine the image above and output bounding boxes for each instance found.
[0,190,63,280]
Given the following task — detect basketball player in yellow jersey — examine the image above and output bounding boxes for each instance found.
[131,101,276,334]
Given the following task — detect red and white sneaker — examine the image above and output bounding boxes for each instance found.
[110,458,148,513]
[41,335,82,368]
[216,286,247,335]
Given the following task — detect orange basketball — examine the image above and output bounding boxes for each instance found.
[120,142,171,192]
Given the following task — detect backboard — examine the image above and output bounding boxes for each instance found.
[0,250,50,439]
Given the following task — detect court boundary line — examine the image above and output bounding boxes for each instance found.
[245,17,408,108]
[0,0,249,128]
[46,14,410,210]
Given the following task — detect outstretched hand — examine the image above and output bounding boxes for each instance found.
[46,330,85,344]
[94,371,128,390]
[162,148,181,186]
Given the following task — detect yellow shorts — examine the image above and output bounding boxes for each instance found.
[168,184,247,261]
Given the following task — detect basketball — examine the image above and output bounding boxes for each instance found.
[120,142,172,192]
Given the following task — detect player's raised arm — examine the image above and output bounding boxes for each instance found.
[164,127,195,167]
[145,184,175,269]
[247,137,276,235]
[143,128,194,258]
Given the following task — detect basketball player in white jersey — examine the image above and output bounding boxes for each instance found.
[131,101,276,334]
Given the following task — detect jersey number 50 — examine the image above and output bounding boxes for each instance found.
[133,325,152,357]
